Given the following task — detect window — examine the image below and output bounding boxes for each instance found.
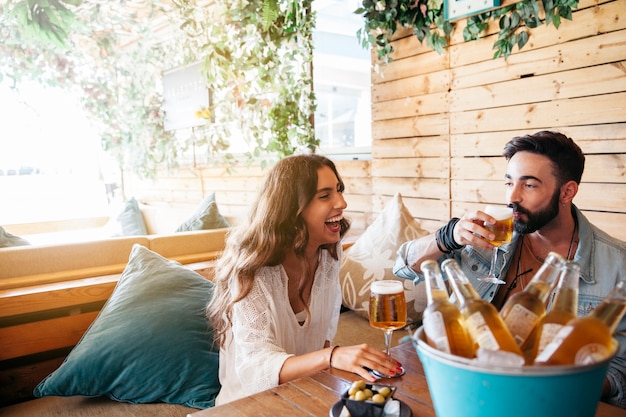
[313,0,372,160]
[0,82,112,224]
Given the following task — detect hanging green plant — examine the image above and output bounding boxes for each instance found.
[355,0,451,62]
[355,0,579,63]
[170,0,318,169]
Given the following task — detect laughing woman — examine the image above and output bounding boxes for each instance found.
[207,154,402,405]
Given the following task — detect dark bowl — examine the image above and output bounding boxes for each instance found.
[341,382,396,417]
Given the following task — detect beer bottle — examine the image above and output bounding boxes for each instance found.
[421,260,475,358]
[499,252,564,358]
[524,260,580,363]
[535,279,626,366]
[442,259,523,358]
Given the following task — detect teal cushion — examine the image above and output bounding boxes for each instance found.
[116,197,148,236]
[34,244,220,409]
[0,225,30,247]
[176,193,230,232]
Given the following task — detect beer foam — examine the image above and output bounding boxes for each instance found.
[484,205,513,220]
[371,280,404,294]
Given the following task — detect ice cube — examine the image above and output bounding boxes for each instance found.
[472,348,525,368]
[383,399,400,417]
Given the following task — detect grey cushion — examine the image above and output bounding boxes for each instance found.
[176,193,229,232]
[0,225,30,247]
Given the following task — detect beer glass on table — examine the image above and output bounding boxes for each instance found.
[479,205,514,284]
[369,280,407,378]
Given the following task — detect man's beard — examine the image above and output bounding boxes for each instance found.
[512,190,560,235]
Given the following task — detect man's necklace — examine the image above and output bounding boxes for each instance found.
[510,217,578,293]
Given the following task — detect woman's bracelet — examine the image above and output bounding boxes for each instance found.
[435,217,464,253]
[329,345,339,370]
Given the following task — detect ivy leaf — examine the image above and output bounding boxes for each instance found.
[517,30,529,49]
[427,0,443,11]
[499,14,510,30]
[509,11,520,27]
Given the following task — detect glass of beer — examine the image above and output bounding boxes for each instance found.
[369,280,407,378]
[479,205,514,284]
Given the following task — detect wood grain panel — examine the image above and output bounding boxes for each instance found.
[450,61,626,112]
[344,194,372,213]
[372,71,451,103]
[373,136,450,158]
[372,158,450,179]
[0,266,127,291]
[450,92,626,134]
[335,160,371,178]
[373,91,449,120]
[0,278,117,317]
[372,177,449,199]
[372,49,449,84]
[576,183,626,211]
[451,124,626,157]
[342,176,372,195]
[400,197,451,222]
[451,157,507,181]
[373,115,449,140]
[0,312,98,361]
[582,154,626,183]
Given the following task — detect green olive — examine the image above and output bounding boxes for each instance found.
[354,390,369,402]
[353,380,366,390]
[378,386,391,397]
[370,393,386,404]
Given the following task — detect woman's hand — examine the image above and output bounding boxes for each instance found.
[330,344,403,381]
[453,210,496,251]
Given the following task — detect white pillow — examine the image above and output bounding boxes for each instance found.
[340,193,428,323]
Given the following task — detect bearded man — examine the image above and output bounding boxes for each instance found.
[393,131,626,408]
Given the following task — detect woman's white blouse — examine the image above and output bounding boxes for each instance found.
[215,247,342,405]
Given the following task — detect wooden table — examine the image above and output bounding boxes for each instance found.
[189,342,626,417]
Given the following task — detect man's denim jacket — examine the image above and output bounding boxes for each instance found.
[393,206,626,408]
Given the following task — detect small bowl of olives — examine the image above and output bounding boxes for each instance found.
[341,380,396,417]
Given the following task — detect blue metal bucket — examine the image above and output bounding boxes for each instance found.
[413,326,616,417]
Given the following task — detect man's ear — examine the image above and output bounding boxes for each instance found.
[560,180,578,204]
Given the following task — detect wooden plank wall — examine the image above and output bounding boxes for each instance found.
[126,0,625,242]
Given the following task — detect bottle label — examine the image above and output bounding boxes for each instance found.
[575,344,609,365]
[503,304,539,346]
[537,323,564,353]
[423,311,451,353]
[467,311,500,350]
[535,325,574,362]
